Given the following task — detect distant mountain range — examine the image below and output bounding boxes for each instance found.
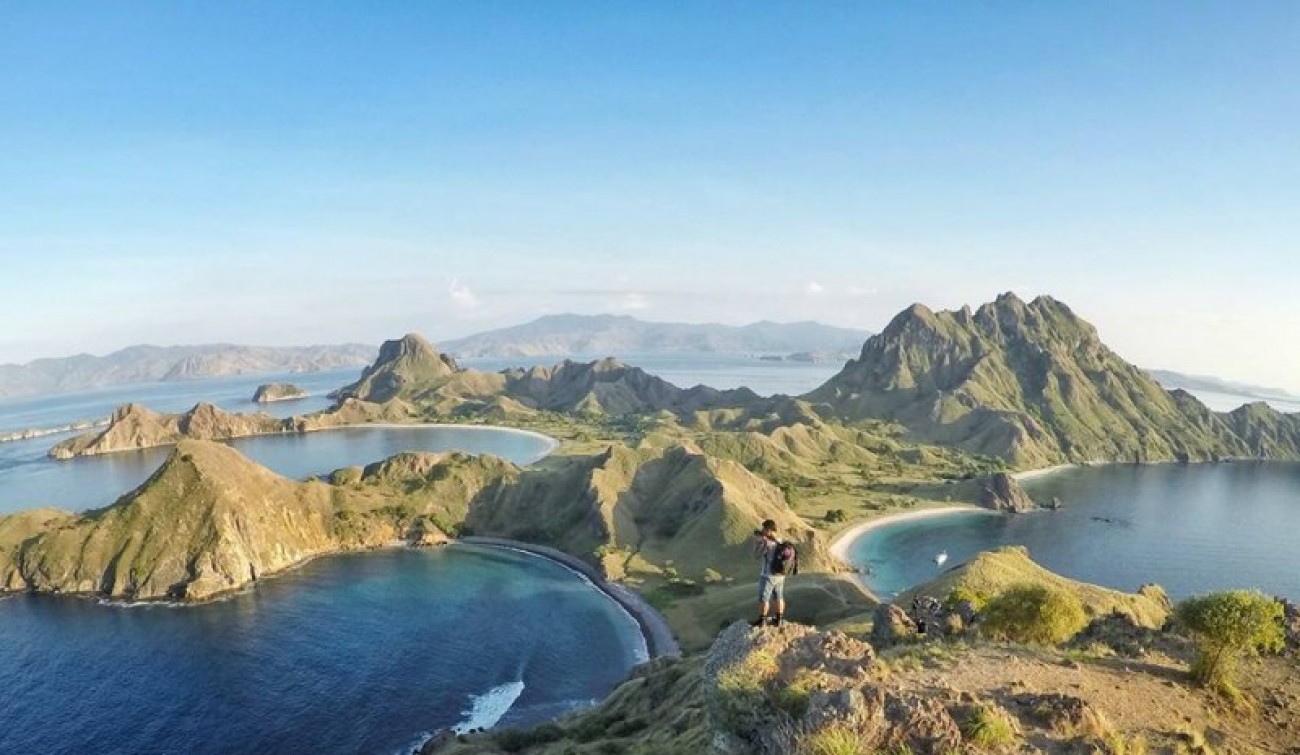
[440,314,871,358]
[1147,369,1298,402]
[0,344,376,399]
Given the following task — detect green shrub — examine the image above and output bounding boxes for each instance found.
[771,669,819,718]
[980,584,1087,645]
[825,509,848,524]
[960,704,1017,749]
[798,723,868,755]
[1174,590,1284,696]
[945,586,990,613]
[494,722,565,751]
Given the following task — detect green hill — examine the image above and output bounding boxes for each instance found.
[899,545,1170,628]
[467,442,833,581]
[3,440,513,601]
[332,334,765,418]
[806,293,1291,466]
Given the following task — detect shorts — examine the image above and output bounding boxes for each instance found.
[758,574,786,603]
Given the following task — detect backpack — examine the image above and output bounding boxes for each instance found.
[770,541,799,576]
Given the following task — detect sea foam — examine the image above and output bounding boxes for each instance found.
[451,680,526,735]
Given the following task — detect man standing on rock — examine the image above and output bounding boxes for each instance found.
[752,519,796,627]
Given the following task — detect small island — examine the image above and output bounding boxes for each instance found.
[252,382,308,404]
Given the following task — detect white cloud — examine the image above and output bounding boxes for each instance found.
[847,284,878,297]
[616,292,650,310]
[448,278,480,309]
[805,281,825,295]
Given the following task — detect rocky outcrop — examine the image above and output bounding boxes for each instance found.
[805,293,1297,466]
[705,622,962,755]
[48,402,289,459]
[4,441,514,601]
[252,382,307,403]
[979,472,1037,512]
[871,604,918,646]
[0,418,108,444]
[1011,692,1109,737]
[1280,598,1300,651]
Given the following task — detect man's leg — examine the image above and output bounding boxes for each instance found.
[753,577,773,626]
[772,577,786,626]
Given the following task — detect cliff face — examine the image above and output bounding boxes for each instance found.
[5,441,515,601]
[806,294,1291,466]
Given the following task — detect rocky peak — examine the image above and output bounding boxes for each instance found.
[878,303,940,340]
[111,403,158,423]
[375,333,459,374]
[332,333,459,403]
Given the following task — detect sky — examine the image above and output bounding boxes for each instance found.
[1,3,1298,390]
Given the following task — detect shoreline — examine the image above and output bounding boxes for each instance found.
[47,420,562,466]
[829,505,995,601]
[339,422,562,462]
[460,536,679,661]
[1010,463,1077,482]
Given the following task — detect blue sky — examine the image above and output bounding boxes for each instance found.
[2,3,1298,389]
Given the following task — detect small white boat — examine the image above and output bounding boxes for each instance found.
[934,551,948,566]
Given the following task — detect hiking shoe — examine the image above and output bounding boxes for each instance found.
[750,617,769,628]
[770,615,783,627]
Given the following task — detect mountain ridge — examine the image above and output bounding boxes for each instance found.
[0,343,375,399]
[442,313,871,358]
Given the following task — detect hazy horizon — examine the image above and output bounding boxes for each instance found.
[4,5,1298,390]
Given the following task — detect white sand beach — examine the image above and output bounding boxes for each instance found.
[829,505,996,599]
[1010,463,1076,482]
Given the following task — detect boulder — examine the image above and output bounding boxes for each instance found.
[1279,598,1300,651]
[979,472,1037,512]
[1013,692,1108,737]
[871,604,918,646]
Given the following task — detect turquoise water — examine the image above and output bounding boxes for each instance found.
[847,462,1300,600]
[0,376,642,754]
[0,545,646,755]
[0,425,555,514]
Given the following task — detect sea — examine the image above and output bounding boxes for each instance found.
[0,545,647,755]
[2,355,1298,752]
[847,462,1300,601]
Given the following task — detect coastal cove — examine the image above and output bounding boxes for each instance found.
[841,461,1300,601]
[0,544,649,755]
